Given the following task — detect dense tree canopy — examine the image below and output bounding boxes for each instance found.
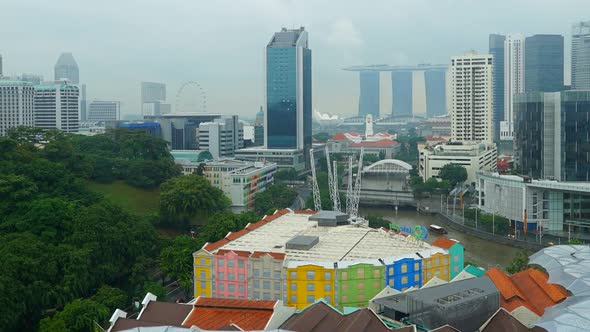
[254,184,297,215]
[438,164,468,187]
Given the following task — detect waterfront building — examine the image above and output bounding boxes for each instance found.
[501,34,524,141]
[450,53,494,144]
[0,81,35,136]
[432,238,464,279]
[54,53,79,84]
[572,21,590,90]
[477,172,590,238]
[525,35,564,93]
[192,209,462,310]
[197,115,243,159]
[87,100,120,122]
[489,34,505,141]
[201,159,276,212]
[34,80,79,132]
[358,71,380,118]
[265,27,311,153]
[146,113,221,150]
[514,91,590,181]
[419,141,497,184]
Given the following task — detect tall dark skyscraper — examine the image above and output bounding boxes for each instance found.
[525,35,564,92]
[54,53,79,84]
[265,27,311,152]
[514,91,590,181]
[424,69,447,117]
[391,71,413,117]
[489,34,505,141]
[358,71,380,118]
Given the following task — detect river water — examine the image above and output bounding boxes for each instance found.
[360,206,519,269]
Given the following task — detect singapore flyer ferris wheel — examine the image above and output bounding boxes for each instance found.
[175,81,207,113]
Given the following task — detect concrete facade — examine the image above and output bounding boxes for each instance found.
[0,81,35,136]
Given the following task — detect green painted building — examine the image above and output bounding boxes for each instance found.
[337,261,384,308]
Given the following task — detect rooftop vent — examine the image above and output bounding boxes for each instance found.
[286,236,319,250]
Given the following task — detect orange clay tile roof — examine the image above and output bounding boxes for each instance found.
[432,237,459,250]
[251,251,286,259]
[183,298,276,330]
[350,139,397,148]
[486,267,568,316]
[294,209,317,214]
[216,249,251,257]
[203,239,229,252]
[331,133,350,141]
[225,228,250,241]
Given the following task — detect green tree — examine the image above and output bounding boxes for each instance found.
[312,132,331,143]
[438,164,468,187]
[39,299,109,332]
[275,168,299,181]
[368,215,390,229]
[160,174,231,228]
[91,286,128,312]
[142,281,167,300]
[506,250,530,274]
[159,235,203,291]
[253,184,297,215]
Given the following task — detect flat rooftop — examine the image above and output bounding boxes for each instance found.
[213,210,433,264]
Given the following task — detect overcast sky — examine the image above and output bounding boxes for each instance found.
[2,0,589,118]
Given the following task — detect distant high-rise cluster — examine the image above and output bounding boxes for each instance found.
[88,100,120,122]
[141,82,167,117]
[54,53,79,84]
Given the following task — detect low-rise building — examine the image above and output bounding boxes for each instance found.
[419,142,497,184]
[477,172,590,238]
[193,209,463,310]
[202,159,277,212]
[327,132,399,158]
[170,150,214,175]
[234,147,305,171]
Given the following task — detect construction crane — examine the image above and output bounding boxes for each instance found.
[309,148,322,211]
[332,160,341,212]
[349,148,364,218]
[346,156,354,215]
[325,146,340,212]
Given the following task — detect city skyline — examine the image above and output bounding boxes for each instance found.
[1,0,589,119]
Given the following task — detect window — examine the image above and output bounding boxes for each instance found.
[290,283,297,291]
[388,267,394,275]
[238,260,244,268]
[434,258,440,266]
[254,269,260,277]
[427,261,432,268]
[427,272,432,279]
[307,295,315,303]
[290,295,297,303]
[373,269,380,278]
[324,283,332,292]
[357,282,365,290]
[443,258,448,265]
[307,283,315,291]
[238,284,244,293]
[218,272,224,280]
[324,272,331,280]
[263,281,270,290]
[227,260,235,268]
[228,273,235,281]
[200,258,206,265]
[414,274,420,282]
[218,259,224,267]
[228,284,235,292]
[341,271,348,280]
[443,269,448,275]
[290,271,297,279]
[374,280,381,288]
[274,270,281,279]
[342,295,348,303]
[255,282,260,289]
[401,264,408,273]
[200,271,206,278]
[201,281,206,289]
[238,274,245,281]
[274,281,281,291]
[307,271,315,280]
[219,283,225,291]
[263,292,271,300]
[414,262,420,271]
[342,283,348,291]
[454,266,459,273]
[402,276,408,285]
[356,269,365,278]
[454,255,459,263]
[325,295,332,303]
[263,269,271,278]
[389,279,394,287]
[357,293,365,302]
[254,291,260,298]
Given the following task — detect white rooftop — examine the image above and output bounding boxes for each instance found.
[217,211,434,264]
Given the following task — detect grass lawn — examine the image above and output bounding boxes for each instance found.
[87,180,160,216]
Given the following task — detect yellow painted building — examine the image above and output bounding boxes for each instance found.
[193,249,214,297]
[286,264,335,309]
[422,252,450,283]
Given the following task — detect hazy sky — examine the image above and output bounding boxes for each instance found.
[2,0,589,118]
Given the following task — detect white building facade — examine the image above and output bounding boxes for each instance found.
[197,115,243,159]
[202,159,277,212]
[87,100,120,122]
[419,142,497,184]
[0,81,35,136]
[450,53,494,144]
[34,81,80,132]
[572,21,590,90]
[501,34,525,141]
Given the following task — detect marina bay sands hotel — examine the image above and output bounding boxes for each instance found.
[343,64,448,119]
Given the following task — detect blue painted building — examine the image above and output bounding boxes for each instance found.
[384,255,423,291]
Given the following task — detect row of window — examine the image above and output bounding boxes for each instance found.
[289,271,332,280]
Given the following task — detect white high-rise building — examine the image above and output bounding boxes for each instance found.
[501,34,525,141]
[450,52,494,144]
[197,115,243,159]
[572,21,590,90]
[88,100,120,122]
[0,81,35,136]
[34,81,80,132]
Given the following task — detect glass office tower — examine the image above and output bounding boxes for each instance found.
[358,71,380,118]
[525,35,564,92]
[266,27,311,152]
[489,34,505,141]
[391,71,413,117]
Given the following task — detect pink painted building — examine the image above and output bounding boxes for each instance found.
[214,250,249,299]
